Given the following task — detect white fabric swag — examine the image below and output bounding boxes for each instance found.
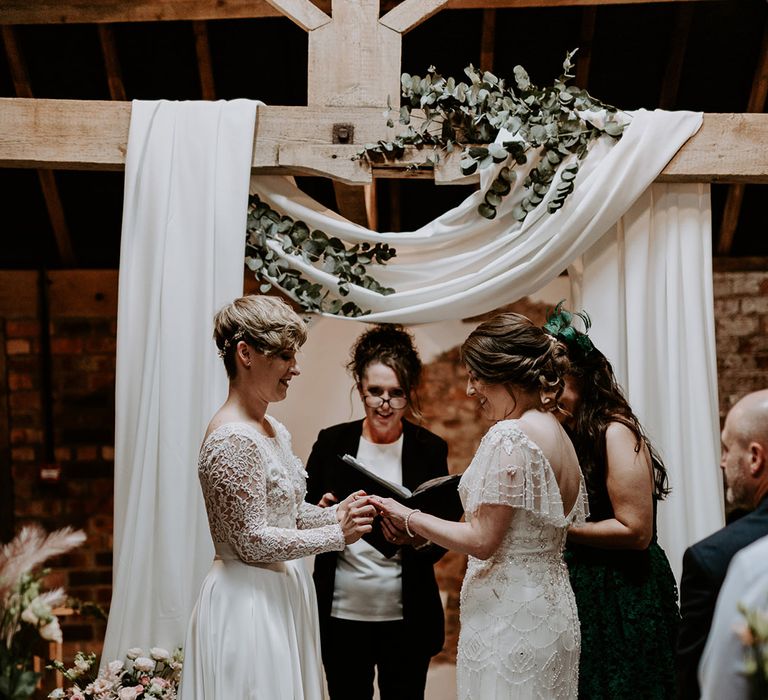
[251,109,702,324]
[102,100,255,663]
[107,101,722,657]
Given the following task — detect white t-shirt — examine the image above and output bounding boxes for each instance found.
[331,433,404,621]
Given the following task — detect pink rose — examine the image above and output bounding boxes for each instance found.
[117,686,143,700]
[92,678,113,693]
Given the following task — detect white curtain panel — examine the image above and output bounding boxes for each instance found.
[570,183,723,582]
[102,100,256,661]
[250,109,702,324]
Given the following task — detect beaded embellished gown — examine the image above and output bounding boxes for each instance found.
[180,419,345,700]
[457,420,588,700]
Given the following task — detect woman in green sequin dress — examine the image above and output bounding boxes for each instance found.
[545,310,679,700]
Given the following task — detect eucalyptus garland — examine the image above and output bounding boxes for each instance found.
[356,50,627,221]
[245,194,396,317]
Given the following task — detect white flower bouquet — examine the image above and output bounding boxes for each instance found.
[0,524,86,700]
[738,601,768,699]
[48,647,183,700]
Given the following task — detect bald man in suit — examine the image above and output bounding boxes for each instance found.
[676,389,768,699]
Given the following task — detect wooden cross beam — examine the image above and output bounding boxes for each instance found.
[1,99,767,185]
[0,0,716,26]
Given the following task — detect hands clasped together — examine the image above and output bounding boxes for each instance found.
[332,490,421,546]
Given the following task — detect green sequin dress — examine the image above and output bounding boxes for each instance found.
[565,475,680,699]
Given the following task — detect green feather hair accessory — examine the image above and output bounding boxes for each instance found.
[543,300,595,357]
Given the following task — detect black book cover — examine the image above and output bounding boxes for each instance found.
[332,454,464,557]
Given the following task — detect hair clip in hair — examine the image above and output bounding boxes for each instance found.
[218,329,245,359]
[543,300,595,357]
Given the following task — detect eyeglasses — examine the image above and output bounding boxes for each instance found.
[363,394,408,410]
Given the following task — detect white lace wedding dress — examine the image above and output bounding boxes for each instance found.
[179,419,345,700]
[457,420,588,700]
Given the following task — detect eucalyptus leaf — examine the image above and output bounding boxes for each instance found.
[478,202,497,219]
[488,143,508,161]
[490,178,511,195]
[460,157,478,175]
[245,194,397,317]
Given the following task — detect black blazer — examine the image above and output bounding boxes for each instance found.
[676,496,768,699]
[305,419,449,656]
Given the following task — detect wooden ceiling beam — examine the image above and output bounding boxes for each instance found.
[479,8,496,73]
[575,6,596,89]
[1,100,767,185]
[0,29,76,266]
[333,182,378,229]
[658,3,693,109]
[1,25,32,97]
[263,0,330,31]
[379,0,448,34]
[97,24,127,101]
[192,20,216,100]
[717,17,768,256]
[0,0,716,26]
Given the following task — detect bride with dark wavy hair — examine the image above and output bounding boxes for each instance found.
[374,312,588,700]
[544,304,679,699]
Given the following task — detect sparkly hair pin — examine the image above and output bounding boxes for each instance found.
[217,329,245,359]
[543,300,595,358]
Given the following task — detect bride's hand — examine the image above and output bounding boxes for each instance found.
[370,496,411,526]
[381,516,412,545]
[336,490,376,544]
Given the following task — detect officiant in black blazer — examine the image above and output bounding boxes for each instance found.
[305,325,449,700]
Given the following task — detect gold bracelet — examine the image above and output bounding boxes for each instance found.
[405,509,422,538]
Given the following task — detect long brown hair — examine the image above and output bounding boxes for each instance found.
[566,343,670,500]
[460,312,570,411]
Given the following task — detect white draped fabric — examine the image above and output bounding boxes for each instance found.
[251,109,702,324]
[102,100,255,662]
[108,101,719,657]
[571,183,724,582]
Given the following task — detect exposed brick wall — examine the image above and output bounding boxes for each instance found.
[713,270,768,420]
[2,272,116,663]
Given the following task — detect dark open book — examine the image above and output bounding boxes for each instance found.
[335,453,464,558]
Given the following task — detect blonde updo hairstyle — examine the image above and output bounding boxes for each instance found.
[460,312,569,411]
[214,295,307,379]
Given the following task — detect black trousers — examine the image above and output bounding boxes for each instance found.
[321,617,432,700]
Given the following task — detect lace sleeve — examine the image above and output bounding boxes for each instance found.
[462,423,566,522]
[200,429,345,563]
[296,501,339,528]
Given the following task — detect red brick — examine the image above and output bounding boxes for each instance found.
[11,447,36,462]
[55,447,72,462]
[85,337,117,353]
[9,392,41,410]
[8,372,34,390]
[50,337,84,354]
[6,338,31,355]
[76,446,99,461]
[10,427,43,444]
[5,320,40,338]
